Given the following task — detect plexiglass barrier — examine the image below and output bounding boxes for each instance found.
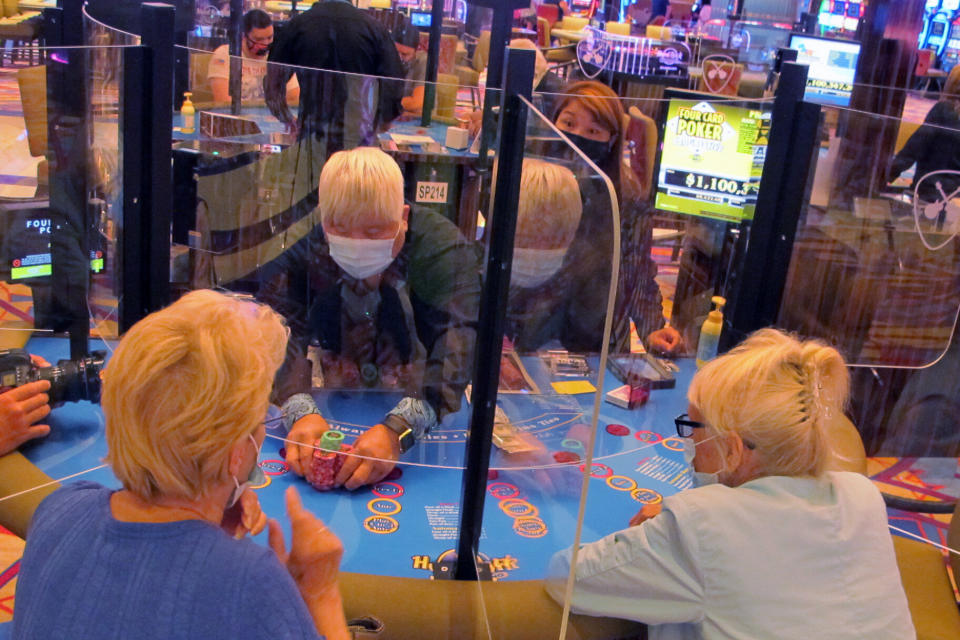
[780,97,960,460]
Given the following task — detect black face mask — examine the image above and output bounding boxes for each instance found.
[561,131,615,168]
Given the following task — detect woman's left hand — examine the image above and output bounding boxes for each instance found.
[628,502,662,527]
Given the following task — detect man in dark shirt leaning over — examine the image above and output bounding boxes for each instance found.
[265,0,406,149]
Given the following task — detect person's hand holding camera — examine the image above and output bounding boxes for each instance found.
[0,373,52,456]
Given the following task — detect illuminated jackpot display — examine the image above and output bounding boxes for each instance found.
[789,34,861,107]
[654,99,771,223]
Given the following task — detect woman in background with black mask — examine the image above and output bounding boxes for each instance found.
[551,81,681,355]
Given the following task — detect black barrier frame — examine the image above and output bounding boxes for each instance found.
[454,46,535,580]
[120,45,151,333]
[43,0,90,359]
[141,4,175,317]
[419,0,445,126]
[722,62,821,350]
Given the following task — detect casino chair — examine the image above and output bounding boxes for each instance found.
[536,3,560,28]
[0,0,41,67]
[454,30,489,106]
[560,15,589,32]
[645,24,671,41]
[824,415,960,640]
[14,64,48,198]
[189,50,216,105]
[537,18,578,78]
[604,21,631,36]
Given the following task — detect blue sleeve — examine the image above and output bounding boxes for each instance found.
[243,548,325,639]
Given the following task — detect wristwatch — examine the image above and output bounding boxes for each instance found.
[383,415,416,454]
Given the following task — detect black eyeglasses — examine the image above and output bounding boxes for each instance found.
[675,413,705,438]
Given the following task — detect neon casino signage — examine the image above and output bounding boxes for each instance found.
[577,26,690,80]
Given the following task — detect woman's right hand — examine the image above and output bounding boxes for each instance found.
[269,487,349,640]
[285,413,331,476]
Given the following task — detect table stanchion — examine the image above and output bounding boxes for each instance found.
[141,3,175,315]
[420,0,445,127]
[454,47,534,581]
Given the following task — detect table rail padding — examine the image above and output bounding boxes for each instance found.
[340,572,646,640]
[0,451,59,538]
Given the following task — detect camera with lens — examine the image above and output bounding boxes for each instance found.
[0,348,106,404]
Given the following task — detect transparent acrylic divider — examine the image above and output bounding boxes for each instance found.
[614,91,774,355]
[170,51,501,635]
[0,45,135,540]
[780,101,960,461]
[82,4,142,47]
[465,94,625,639]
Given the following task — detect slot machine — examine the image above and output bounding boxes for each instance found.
[817,0,848,34]
[919,0,946,51]
[843,1,864,33]
[942,14,960,72]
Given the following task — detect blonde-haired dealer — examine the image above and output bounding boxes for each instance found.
[547,329,914,640]
[258,147,482,489]
[14,290,349,640]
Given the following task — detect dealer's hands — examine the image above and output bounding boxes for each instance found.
[647,326,682,355]
[285,414,332,476]
[0,379,52,457]
[268,487,349,640]
[221,488,268,539]
[335,423,399,490]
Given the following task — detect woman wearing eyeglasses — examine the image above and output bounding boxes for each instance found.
[547,328,914,640]
[13,291,348,640]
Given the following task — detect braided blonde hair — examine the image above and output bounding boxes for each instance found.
[687,328,850,477]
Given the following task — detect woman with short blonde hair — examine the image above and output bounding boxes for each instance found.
[15,290,350,640]
[549,328,914,640]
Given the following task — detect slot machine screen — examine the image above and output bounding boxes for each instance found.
[1,211,105,281]
[410,11,431,27]
[654,92,771,223]
[933,21,947,37]
[789,34,861,106]
[845,2,860,17]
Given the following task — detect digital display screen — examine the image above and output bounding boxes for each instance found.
[831,1,846,14]
[5,214,105,281]
[944,0,960,11]
[654,98,771,223]
[932,21,947,37]
[846,2,860,17]
[410,11,431,27]
[789,34,861,106]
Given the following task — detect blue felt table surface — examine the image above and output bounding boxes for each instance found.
[0,337,695,636]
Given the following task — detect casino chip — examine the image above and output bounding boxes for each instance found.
[606,424,630,436]
[553,451,580,464]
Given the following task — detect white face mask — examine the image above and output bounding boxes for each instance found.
[228,434,264,508]
[327,228,399,280]
[511,247,567,289]
[682,435,722,488]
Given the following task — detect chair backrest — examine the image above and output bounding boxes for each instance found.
[626,106,657,199]
[190,51,215,104]
[1,0,19,19]
[16,65,46,158]
[439,33,460,74]
[824,415,867,475]
[536,17,551,48]
[646,24,671,40]
[536,3,560,26]
[369,0,391,9]
[915,48,934,77]
[605,21,631,36]
[561,15,589,31]
[473,30,491,73]
[698,59,742,96]
[432,72,459,123]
